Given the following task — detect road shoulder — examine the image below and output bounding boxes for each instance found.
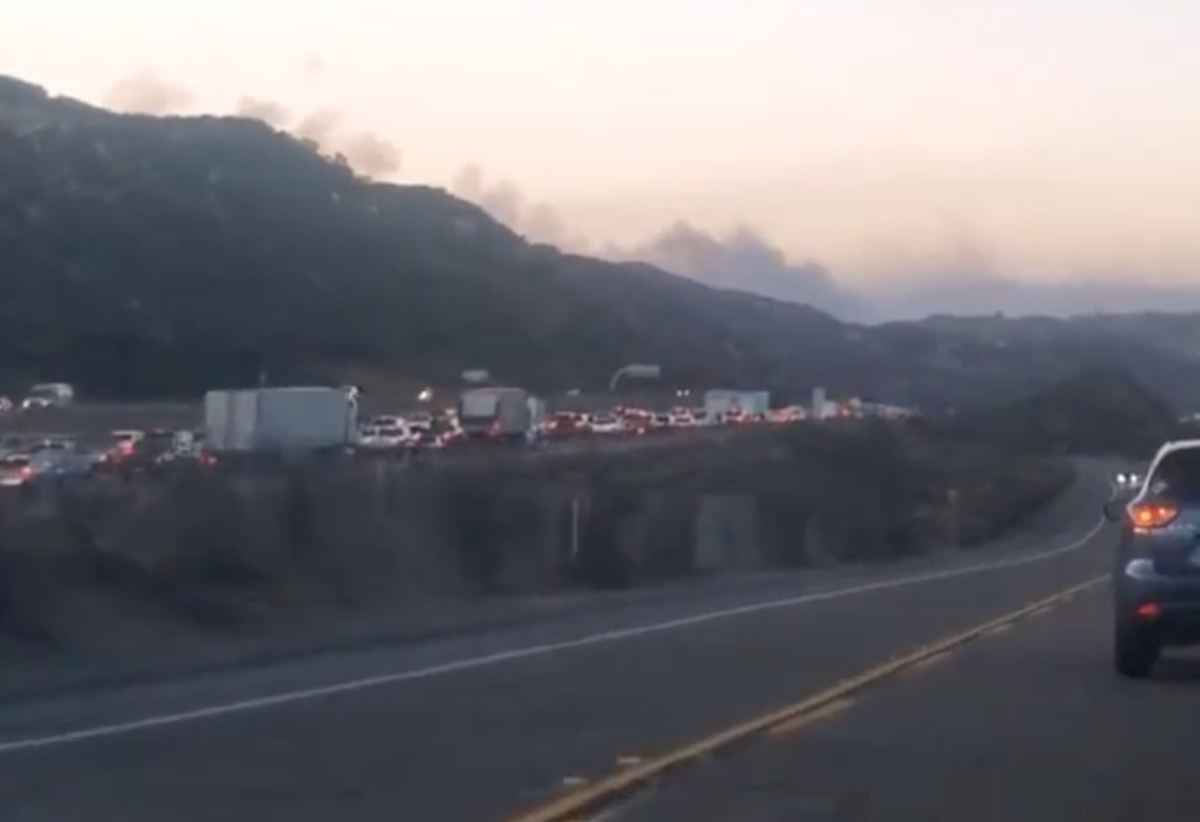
[0,458,1107,704]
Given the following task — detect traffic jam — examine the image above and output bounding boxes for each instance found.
[0,429,214,489]
[0,385,882,489]
[356,390,806,453]
[0,405,788,489]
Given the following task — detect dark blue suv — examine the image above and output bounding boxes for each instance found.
[1106,441,1200,677]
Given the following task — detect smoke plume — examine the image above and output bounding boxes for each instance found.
[449,167,869,317]
[232,99,402,178]
[97,66,870,318]
[617,222,870,319]
[101,69,402,179]
[233,96,290,127]
[96,67,1198,320]
[450,165,588,250]
[103,68,194,115]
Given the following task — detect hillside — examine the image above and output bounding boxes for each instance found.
[945,367,1184,457]
[914,313,1200,411]
[2,72,1199,408]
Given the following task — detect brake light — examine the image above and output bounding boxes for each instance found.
[1135,602,1160,618]
[1129,502,1179,529]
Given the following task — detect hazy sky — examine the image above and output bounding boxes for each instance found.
[2,0,1199,290]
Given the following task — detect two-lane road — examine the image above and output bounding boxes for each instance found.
[615,580,1200,822]
[0,465,1119,821]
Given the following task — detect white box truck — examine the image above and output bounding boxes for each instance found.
[704,390,770,421]
[204,386,359,453]
[457,387,534,443]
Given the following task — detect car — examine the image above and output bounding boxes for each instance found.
[0,453,34,487]
[1105,439,1200,678]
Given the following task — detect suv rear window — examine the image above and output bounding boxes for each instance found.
[1148,448,1200,501]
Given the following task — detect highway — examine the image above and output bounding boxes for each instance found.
[0,461,1173,821]
[612,581,1194,822]
[0,401,761,460]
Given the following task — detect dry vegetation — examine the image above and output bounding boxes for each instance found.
[0,419,1073,676]
[945,366,1185,458]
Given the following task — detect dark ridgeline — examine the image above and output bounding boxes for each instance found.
[3,74,1200,410]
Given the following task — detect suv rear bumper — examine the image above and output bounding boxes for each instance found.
[1117,570,1200,646]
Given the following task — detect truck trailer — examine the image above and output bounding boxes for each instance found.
[456,387,536,443]
[204,386,359,454]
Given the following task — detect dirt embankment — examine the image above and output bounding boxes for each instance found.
[0,421,1073,674]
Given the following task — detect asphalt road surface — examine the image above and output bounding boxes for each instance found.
[0,463,1127,822]
[614,580,1198,822]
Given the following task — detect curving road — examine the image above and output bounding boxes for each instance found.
[0,461,1145,821]
[611,579,1198,822]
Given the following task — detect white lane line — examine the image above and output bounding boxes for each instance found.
[0,510,1109,755]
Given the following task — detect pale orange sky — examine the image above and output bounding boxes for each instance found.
[2,0,1199,286]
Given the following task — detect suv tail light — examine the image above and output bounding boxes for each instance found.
[1129,502,1179,529]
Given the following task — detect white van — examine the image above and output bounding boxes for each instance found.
[22,383,75,409]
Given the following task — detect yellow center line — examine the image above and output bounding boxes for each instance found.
[904,649,953,675]
[767,696,856,737]
[499,574,1107,822]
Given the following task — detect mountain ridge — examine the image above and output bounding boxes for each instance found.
[3,72,1200,411]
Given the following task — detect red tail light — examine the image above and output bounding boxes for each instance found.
[1129,502,1178,529]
